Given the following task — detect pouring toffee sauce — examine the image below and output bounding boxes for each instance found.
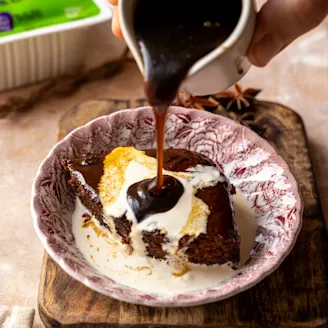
[127,0,242,222]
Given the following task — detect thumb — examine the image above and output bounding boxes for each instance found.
[248,0,328,67]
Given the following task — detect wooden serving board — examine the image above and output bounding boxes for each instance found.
[38,98,328,328]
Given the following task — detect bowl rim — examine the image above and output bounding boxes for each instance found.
[31,106,303,307]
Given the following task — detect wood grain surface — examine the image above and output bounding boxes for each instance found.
[38,99,328,328]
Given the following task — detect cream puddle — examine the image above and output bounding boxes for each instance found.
[72,189,256,296]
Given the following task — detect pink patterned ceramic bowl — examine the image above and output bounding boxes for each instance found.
[31,106,302,307]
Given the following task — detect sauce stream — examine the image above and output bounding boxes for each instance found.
[127,0,242,219]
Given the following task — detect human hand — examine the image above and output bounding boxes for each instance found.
[248,0,328,66]
[108,0,328,67]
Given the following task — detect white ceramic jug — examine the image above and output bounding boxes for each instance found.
[118,0,256,95]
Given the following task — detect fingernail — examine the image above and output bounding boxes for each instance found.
[249,34,284,67]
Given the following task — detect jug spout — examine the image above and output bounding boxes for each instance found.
[118,0,256,95]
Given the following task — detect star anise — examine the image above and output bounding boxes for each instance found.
[174,90,220,111]
[213,83,261,112]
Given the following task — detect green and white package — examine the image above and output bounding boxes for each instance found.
[0,0,101,37]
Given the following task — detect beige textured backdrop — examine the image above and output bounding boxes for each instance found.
[0,1,327,327]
